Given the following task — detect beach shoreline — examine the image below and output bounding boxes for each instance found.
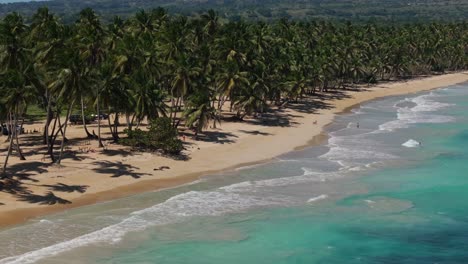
[1,72,467,229]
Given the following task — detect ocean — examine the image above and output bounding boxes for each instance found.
[1,82,467,264]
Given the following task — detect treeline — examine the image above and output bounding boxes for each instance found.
[1,0,468,23]
[0,7,467,174]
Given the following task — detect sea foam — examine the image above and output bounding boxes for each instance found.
[402,139,420,148]
[307,194,328,203]
[379,93,454,132]
[0,190,289,264]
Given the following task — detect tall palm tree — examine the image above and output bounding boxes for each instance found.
[0,69,36,174]
[76,8,107,146]
[48,52,92,164]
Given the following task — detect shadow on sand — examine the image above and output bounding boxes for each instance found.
[92,161,151,179]
[42,183,89,193]
[16,191,71,205]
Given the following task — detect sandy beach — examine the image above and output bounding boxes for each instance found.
[1,72,467,228]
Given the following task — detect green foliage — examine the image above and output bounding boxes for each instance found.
[121,117,183,155]
[0,0,467,23]
[0,6,467,172]
[25,104,47,121]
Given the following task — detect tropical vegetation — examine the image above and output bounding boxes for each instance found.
[0,7,467,176]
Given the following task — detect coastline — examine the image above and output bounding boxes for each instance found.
[1,72,467,228]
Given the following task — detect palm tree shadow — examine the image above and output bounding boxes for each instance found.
[195,131,238,144]
[0,179,31,194]
[15,191,71,205]
[286,97,334,114]
[92,161,151,179]
[238,129,272,136]
[59,149,90,161]
[42,183,89,193]
[101,149,133,157]
[5,162,49,183]
[242,111,297,127]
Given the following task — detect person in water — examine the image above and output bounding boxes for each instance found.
[357,122,360,128]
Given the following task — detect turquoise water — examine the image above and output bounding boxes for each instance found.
[1,83,468,263]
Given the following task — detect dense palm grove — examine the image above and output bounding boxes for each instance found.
[0,7,467,174]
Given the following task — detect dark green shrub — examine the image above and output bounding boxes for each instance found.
[120,117,183,155]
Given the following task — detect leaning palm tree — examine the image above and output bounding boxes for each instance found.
[0,13,33,175]
[183,89,220,136]
[48,52,92,164]
[216,61,249,111]
[0,69,36,174]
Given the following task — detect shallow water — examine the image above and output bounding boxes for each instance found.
[1,83,468,264]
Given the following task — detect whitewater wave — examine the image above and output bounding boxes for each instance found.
[402,139,420,148]
[0,190,290,264]
[319,132,396,168]
[307,194,328,203]
[379,93,454,132]
[220,168,340,193]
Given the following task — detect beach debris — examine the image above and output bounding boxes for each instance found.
[154,166,171,171]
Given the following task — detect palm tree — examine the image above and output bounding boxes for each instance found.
[0,69,36,174]
[128,70,167,127]
[0,13,34,175]
[30,7,64,146]
[76,8,107,146]
[169,55,201,126]
[183,89,220,136]
[216,61,249,111]
[99,60,128,141]
[200,9,220,37]
[48,51,91,164]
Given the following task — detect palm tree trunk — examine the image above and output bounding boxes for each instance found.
[15,116,25,161]
[47,110,60,161]
[81,96,93,138]
[125,113,131,131]
[2,112,15,177]
[172,97,181,127]
[169,97,175,122]
[107,114,118,142]
[97,94,103,147]
[135,118,142,130]
[56,100,75,165]
[56,113,67,142]
[113,113,119,141]
[130,113,137,131]
[43,92,53,145]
